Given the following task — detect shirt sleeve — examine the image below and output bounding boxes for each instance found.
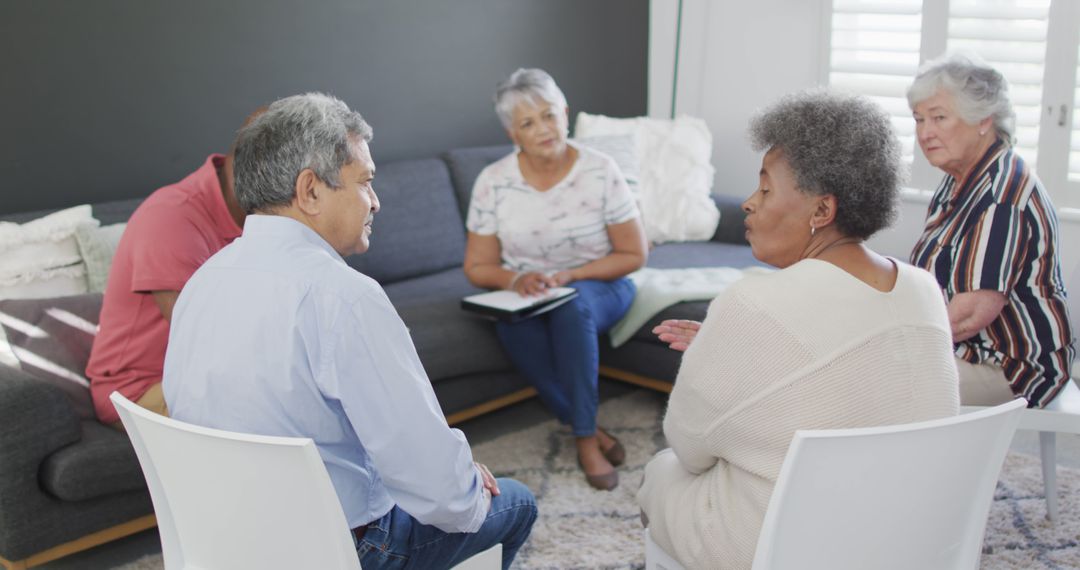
[321,288,490,533]
[950,201,1028,295]
[600,155,640,226]
[465,166,498,236]
[127,204,215,293]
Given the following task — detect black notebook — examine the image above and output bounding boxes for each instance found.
[461,287,579,322]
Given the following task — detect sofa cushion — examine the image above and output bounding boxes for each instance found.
[442,144,514,220]
[384,269,513,380]
[0,294,101,419]
[393,302,513,382]
[382,267,481,306]
[344,159,467,285]
[646,241,764,270]
[40,420,146,501]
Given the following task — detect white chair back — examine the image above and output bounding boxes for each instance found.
[111,391,361,570]
[751,399,1025,570]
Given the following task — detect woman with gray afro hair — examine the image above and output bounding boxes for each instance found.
[640,89,959,569]
[747,89,901,240]
[908,52,1073,409]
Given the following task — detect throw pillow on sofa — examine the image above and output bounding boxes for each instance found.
[0,205,98,300]
[75,223,127,293]
[0,293,101,419]
[574,112,720,244]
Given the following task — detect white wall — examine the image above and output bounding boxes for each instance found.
[649,0,1080,275]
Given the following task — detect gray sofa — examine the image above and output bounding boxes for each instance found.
[0,144,759,568]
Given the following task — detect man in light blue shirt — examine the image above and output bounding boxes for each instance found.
[162,93,536,570]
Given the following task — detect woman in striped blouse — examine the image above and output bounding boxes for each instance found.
[909,52,1075,408]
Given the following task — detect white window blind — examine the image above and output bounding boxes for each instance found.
[947,0,1051,169]
[829,0,923,163]
[1069,39,1080,182]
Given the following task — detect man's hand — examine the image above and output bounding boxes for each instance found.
[513,272,558,297]
[652,319,702,352]
[476,462,500,496]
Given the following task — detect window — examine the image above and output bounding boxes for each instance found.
[947,0,1050,167]
[829,0,923,164]
[827,0,1080,208]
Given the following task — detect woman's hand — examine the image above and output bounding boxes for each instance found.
[652,319,702,352]
[947,290,1007,342]
[512,271,558,296]
[551,269,576,287]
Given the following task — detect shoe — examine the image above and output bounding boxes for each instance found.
[598,427,626,467]
[577,455,619,491]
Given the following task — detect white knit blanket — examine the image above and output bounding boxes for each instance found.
[608,266,773,347]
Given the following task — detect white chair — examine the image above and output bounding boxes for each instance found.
[960,261,1080,523]
[644,399,1025,570]
[111,392,501,570]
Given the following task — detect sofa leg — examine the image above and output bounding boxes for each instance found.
[0,556,28,569]
[0,514,156,569]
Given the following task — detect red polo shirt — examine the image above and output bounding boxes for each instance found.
[87,154,242,423]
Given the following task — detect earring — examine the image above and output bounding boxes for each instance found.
[810,223,816,237]
[979,130,986,136]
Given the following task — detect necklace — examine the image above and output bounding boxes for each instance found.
[812,237,861,259]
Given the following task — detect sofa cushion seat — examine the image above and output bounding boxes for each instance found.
[40,421,146,501]
[394,299,513,382]
[646,241,763,270]
[385,269,514,381]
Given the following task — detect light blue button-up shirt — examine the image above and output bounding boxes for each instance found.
[162,215,490,532]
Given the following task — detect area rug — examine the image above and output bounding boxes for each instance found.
[118,390,1080,570]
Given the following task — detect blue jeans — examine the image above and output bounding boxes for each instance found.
[495,278,636,437]
[355,478,537,570]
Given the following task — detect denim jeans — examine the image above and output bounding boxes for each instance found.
[355,478,537,570]
[495,278,636,437]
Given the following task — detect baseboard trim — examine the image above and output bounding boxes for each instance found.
[0,514,157,570]
[599,366,673,394]
[446,387,538,425]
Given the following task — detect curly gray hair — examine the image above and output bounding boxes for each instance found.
[907,52,1015,144]
[749,89,902,240]
[234,92,373,214]
[494,68,568,130]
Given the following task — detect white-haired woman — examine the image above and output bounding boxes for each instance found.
[908,53,1074,408]
[463,68,648,491]
[639,90,960,569]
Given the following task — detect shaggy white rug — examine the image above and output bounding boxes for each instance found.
[118,390,1080,569]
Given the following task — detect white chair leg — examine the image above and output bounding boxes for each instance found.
[1039,431,1059,523]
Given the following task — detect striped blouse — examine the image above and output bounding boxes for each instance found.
[910,139,1075,408]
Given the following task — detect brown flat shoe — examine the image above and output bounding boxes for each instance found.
[578,456,619,491]
[585,469,619,491]
[598,427,626,467]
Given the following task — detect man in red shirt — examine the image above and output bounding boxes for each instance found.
[87,132,247,426]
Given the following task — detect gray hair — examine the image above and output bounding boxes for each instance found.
[494,68,568,129]
[749,89,902,240]
[234,92,373,214]
[907,52,1015,144]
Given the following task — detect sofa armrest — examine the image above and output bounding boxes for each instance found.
[710,193,750,246]
[0,364,82,475]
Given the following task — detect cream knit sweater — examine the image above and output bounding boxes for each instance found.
[637,259,960,569]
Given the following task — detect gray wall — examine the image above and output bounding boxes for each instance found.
[0,1,647,216]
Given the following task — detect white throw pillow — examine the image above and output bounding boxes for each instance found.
[75,223,127,293]
[574,134,640,184]
[0,205,97,299]
[574,113,720,243]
